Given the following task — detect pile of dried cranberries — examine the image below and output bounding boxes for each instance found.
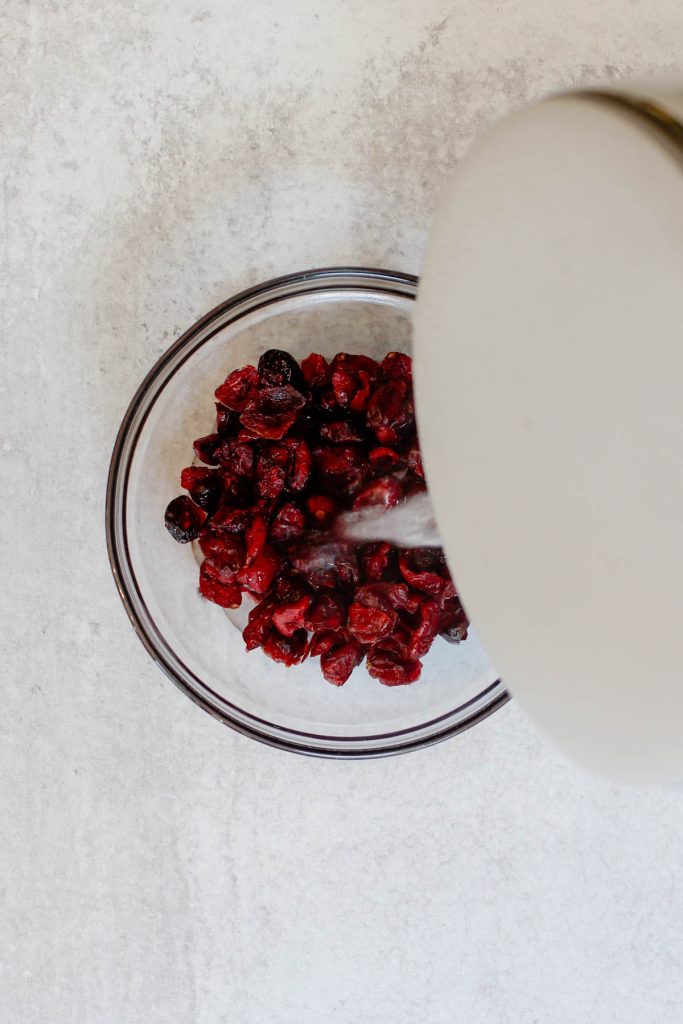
[164,349,469,686]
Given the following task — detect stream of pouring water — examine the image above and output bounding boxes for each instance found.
[336,491,442,547]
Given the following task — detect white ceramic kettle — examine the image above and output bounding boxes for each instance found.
[414,81,683,784]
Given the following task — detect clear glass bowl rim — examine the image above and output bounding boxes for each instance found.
[105,266,509,757]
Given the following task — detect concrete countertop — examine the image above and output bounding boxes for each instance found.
[2,2,682,1021]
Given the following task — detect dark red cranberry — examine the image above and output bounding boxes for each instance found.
[366,380,415,446]
[201,554,240,586]
[308,630,340,657]
[270,503,307,544]
[439,596,469,643]
[368,446,406,476]
[198,531,245,566]
[211,507,251,534]
[306,494,339,528]
[319,420,366,444]
[256,384,306,416]
[199,561,242,608]
[255,444,289,499]
[407,599,441,659]
[359,542,397,582]
[215,365,258,411]
[219,472,253,508]
[180,466,223,512]
[272,594,312,637]
[330,353,381,413]
[313,445,368,498]
[352,477,403,510]
[319,390,339,412]
[243,598,276,650]
[304,592,347,632]
[366,646,421,686]
[193,433,220,465]
[381,351,412,382]
[244,514,269,563]
[406,443,424,479]
[355,582,419,614]
[263,629,308,666]
[216,403,239,436]
[240,408,299,440]
[399,548,455,597]
[165,496,206,543]
[320,637,364,686]
[236,548,281,595]
[284,439,312,491]
[347,603,396,644]
[258,349,305,390]
[214,440,254,477]
[300,352,329,388]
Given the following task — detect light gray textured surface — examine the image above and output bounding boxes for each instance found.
[2,2,682,1021]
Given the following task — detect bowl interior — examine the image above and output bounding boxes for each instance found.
[112,274,504,754]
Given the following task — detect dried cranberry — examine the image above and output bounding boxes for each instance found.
[368,447,405,476]
[355,582,419,614]
[406,443,424,479]
[352,477,403,511]
[306,494,339,528]
[439,596,469,643]
[199,561,242,608]
[291,540,359,591]
[284,439,312,491]
[256,444,289,499]
[359,542,397,582]
[347,603,396,644]
[211,507,251,534]
[236,548,281,595]
[308,630,340,657]
[319,420,366,444]
[407,599,441,659]
[244,514,269,563]
[381,351,412,382]
[330,353,380,413]
[201,554,240,586]
[399,549,453,597]
[366,647,421,686]
[263,629,308,666]
[256,384,306,416]
[216,403,239,436]
[258,349,305,390]
[397,548,450,598]
[243,598,276,650]
[214,440,254,477]
[240,408,298,440]
[193,433,220,465]
[270,503,307,544]
[165,496,206,543]
[319,390,339,412]
[198,531,245,566]
[314,445,368,498]
[320,637,364,686]
[301,352,329,388]
[366,380,415,446]
[237,425,261,443]
[304,592,347,632]
[219,472,253,508]
[180,466,223,512]
[272,594,312,637]
[215,365,258,411]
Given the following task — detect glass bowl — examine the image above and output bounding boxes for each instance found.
[106,267,507,756]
